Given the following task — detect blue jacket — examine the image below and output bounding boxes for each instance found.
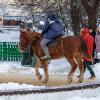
[42,15,63,39]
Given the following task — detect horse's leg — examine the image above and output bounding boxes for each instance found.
[41,61,49,83]
[76,56,84,83]
[66,57,78,84]
[34,57,42,81]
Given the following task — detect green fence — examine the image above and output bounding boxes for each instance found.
[0,42,21,61]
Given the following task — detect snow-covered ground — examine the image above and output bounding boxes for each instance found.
[0,60,100,100]
[0,29,20,42]
[0,30,100,100]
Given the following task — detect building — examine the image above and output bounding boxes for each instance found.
[3,15,27,26]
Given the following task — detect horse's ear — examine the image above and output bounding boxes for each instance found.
[20,30,22,33]
[20,29,27,34]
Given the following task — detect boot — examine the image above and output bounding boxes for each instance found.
[89,76,96,80]
[41,55,51,60]
[41,48,51,60]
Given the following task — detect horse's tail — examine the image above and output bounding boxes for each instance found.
[80,37,94,62]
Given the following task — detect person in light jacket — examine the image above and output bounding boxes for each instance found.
[95,27,100,62]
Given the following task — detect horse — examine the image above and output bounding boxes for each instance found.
[19,30,93,84]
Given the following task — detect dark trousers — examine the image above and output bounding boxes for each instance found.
[21,46,34,67]
[83,61,95,77]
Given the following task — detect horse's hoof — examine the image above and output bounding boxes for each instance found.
[79,78,83,83]
[37,75,42,81]
[79,80,83,83]
[67,78,72,84]
[41,79,48,83]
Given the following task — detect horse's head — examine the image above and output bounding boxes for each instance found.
[18,30,30,52]
[19,30,41,52]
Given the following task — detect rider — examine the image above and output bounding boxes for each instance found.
[40,9,63,60]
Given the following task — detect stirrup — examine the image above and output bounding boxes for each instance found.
[41,55,51,60]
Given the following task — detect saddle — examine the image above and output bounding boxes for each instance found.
[46,35,63,47]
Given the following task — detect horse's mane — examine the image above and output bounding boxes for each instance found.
[20,30,41,39]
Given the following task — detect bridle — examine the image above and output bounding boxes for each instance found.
[19,33,30,52]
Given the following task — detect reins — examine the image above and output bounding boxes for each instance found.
[61,37,64,56]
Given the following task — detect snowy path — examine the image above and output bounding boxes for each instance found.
[0,67,97,86]
[0,71,70,86]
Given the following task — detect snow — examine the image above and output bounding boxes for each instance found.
[0,58,99,100]
[0,30,100,100]
[40,21,44,25]
[0,30,20,42]
[0,82,45,90]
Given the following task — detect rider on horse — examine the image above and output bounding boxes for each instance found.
[40,9,63,60]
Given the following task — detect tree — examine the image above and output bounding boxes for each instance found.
[81,0,100,30]
[70,0,81,35]
[14,0,71,34]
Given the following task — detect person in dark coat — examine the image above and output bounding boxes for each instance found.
[81,28,96,79]
[20,21,35,67]
[20,21,26,29]
[89,28,96,58]
[26,20,33,31]
[40,10,63,60]
[21,45,35,67]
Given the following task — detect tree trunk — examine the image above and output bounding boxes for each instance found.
[87,9,97,30]
[70,0,80,36]
[81,0,100,30]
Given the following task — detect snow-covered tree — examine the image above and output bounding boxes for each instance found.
[81,0,100,30]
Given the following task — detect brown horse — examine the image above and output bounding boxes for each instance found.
[19,30,93,84]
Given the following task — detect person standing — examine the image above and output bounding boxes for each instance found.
[20,21,35,67]
[95,26,100,63]
[26,20,33,31]
[81,28,96,79]
[89,28,97,64]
